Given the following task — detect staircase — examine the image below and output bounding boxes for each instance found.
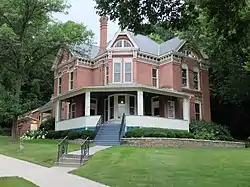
[94,122,122,146]
[55,154,91,167]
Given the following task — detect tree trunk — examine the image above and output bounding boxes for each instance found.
[11,77,22,140]
[11,117,18,139]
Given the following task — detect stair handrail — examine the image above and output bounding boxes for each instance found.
[94,115,103,138]
[119,113,126,141]
[80,137,90,164]
[57,136,69,162]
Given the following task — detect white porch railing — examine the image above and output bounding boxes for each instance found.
[126,115,189,131]
[55,115,101,131]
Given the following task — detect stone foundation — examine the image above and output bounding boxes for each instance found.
[122,138,245,148]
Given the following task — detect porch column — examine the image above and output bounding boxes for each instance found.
[55,100,61,122]
[137,91,144,115]
[85,92,91,116]
[183,97,190,122]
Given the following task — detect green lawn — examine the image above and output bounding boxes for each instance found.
[0,177,37,187]
[0,136,80,167]
[72,146,250,187]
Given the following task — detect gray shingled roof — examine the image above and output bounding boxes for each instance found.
[39,100,52,112]
[73,31,184,59]
[72,43,100,59]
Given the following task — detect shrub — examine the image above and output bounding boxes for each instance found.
[0,127,11,136]
[21,130,47,140]
[190,120,234,141]
[125,128,193,139]
[82,130,95,139]
[39,117,55,131]
[67,130,80,140]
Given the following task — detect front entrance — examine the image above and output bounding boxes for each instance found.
[105,94,136,121]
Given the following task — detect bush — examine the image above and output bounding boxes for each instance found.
[67,130,80,140]
[82,130,95,139]
[39,117,55,131]
[0,127,11,136]
[190,120,234,141]
[125,128,194,139]
[21,130,47,140]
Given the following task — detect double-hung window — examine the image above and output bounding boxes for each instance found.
[69,72,74,90]
[124,60,132,82]
[58,77,62,94]
[182,64,188,88]
[152,68,158,87]
[168,101,175,118]
[193,68,199,90]
[114,61,122,83]
[195,102,201,120]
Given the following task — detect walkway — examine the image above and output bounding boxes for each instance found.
[0,154,108,187]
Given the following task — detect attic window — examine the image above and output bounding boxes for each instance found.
[114,40,132,48]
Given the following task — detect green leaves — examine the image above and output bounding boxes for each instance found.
[0,0,94,133]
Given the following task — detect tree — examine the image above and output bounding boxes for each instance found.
[95,0,250,138]
[0,0,94,139]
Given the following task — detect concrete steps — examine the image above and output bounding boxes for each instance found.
[55,154,91,168]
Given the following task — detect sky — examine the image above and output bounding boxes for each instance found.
[54,0,119,45]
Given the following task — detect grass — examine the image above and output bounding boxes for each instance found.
[0,177,37,187]
[72,146,250,187]
[0,136,80,167]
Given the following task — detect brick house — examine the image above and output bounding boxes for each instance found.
[52,16,210,132]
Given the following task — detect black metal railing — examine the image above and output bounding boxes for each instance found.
[57,136,69,162]
[119,113,126,141]
[80,137,90,164]
[94,115,103,138]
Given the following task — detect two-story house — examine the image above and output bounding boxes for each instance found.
[52,16,211,132]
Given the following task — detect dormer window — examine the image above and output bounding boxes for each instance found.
[114,40,132,48]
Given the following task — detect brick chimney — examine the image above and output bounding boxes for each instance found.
[99,16,108,54]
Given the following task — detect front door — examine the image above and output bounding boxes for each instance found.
[118,95,126,119]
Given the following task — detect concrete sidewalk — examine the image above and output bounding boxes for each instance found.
[0,154,108,187]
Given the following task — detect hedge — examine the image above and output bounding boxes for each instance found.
[45,129,95,140]
[125,121,235,141]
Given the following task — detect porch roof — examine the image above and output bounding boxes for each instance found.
[55,84,193,101]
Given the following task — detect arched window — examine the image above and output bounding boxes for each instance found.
[114,40,132,48]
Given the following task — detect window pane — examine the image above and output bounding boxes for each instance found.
[196,114,200,120]
[124,40,132,47]
[130,96,135,107]
[70,72,74,81]
[118,96,125,104]
[182,78,187,87]
[152,69,157,78]
[194,81,198,89]
[110,96,114,107]
[115,41,122,47]
[153,78,157,87]
[125,62,131,72]
[195,103,200,113]
[182,69,187,78]
[70,81,73,89]
[154,108,159,116]
[114,73,121,82]
[114,63,121,72]
[125,73,132,82]
[193,72,198,81]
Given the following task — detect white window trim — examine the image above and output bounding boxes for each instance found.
[195,100,202,120]
[113,59,122,83]
[193,67,200,90]
[123,59,133,83]
[57,76,62,95]
[69,71,74,91]
[152,68,158,88]
[182,63,189,88]
[167,100,175,119]
[114,39,132,48]
[104,66,109,85]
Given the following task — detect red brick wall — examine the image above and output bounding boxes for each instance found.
[75,67,93,87]
[201,70,211,121]
[136,61,153,86]
[159,63,174,88]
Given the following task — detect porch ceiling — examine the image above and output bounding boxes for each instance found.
[55,84,193,101]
